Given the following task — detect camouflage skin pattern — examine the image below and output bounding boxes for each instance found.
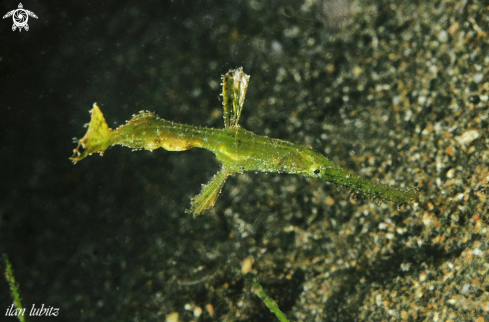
[71,68,418,216]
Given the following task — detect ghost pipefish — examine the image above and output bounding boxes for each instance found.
[70,68,418,216]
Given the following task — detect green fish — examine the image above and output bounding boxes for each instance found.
[71,68,418,216]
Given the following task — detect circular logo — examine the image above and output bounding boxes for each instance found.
[2,3,38,32]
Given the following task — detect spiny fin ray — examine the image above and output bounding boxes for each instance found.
[222,67,250,129]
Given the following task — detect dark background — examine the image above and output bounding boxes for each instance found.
[3,0,488,321]
[1,1,314,320]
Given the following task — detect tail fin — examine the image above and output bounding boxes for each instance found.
[70,103,114,164]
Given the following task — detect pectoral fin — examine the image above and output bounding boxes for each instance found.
[187,168,230,216]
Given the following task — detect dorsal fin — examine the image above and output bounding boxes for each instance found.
[221,67,250,128]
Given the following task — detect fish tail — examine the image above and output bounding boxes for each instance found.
[70,103,115,164]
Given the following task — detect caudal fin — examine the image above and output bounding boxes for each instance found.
[70,103,114,164]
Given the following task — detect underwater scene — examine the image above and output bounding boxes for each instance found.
[1,0,489,321]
